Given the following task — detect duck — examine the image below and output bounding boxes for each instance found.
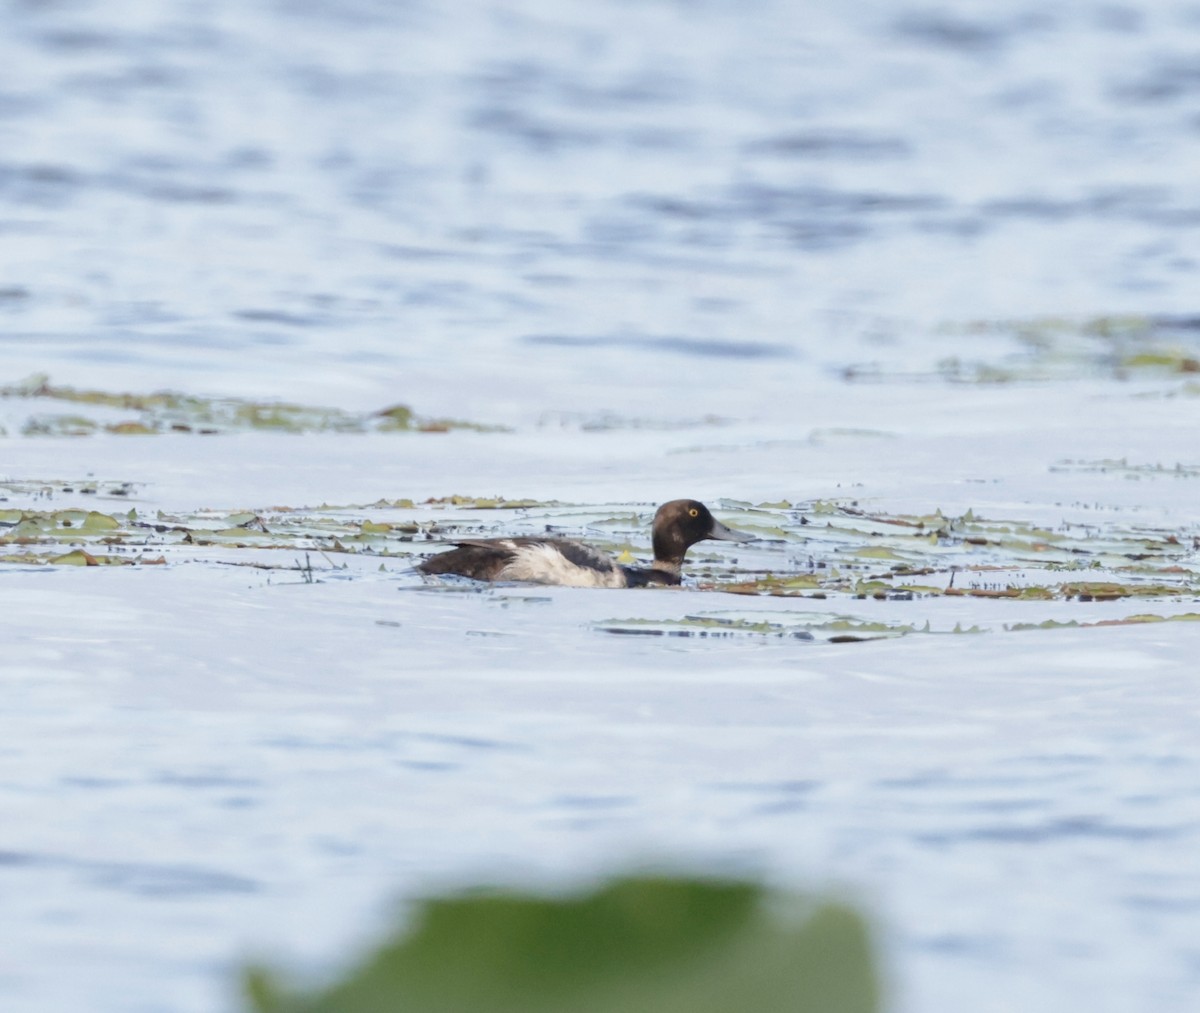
[417,499,753,588]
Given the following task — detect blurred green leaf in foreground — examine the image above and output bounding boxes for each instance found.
[243,875,878,1013]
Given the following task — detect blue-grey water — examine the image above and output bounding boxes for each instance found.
[3,0,1200,417]
[3,2,1200,1012]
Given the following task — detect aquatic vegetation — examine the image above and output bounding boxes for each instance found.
[2,493,1197,608]
[0,478,138,500]
[243,875,878,1013]
[595,611,983,642]
[1007,612,1200,632]
[2,486,1198,653]
[421,495,564,509]
[0,375,506,436]
[1050,458,1200,480]
[844,314,1200,384]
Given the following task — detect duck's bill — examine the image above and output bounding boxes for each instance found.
[707,519,756,543]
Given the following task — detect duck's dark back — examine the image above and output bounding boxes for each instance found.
[417,540,516,581]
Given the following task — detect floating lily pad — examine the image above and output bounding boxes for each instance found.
[3,486,1198,610]
[0,509,123,543]
[21,414,99,437]
[0,375,506,436]
[48,549,139,566]
[243,875,879,1013]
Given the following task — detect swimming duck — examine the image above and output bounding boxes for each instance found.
[417,499,753,587]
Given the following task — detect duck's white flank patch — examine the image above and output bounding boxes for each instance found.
[498,541,626,588]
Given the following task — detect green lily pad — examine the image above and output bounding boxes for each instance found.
[243,875,879,1013]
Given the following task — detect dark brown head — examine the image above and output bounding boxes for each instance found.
[650,499,754,572]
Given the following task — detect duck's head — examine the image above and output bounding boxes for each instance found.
[651,499,754,570]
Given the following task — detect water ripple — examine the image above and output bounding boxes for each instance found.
[0,850,259,897]
[524,333,791,359]
[918,816,1189,847]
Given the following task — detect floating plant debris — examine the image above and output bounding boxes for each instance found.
[1050,459,1200,480]
[594,611,984,642]
[1007,612,1200,632]
[2,488,1197,618]
[0,375,506,436]
[842,314,1200,385]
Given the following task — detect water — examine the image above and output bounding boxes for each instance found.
[2,1,1200,1011]
[3,0,1199,415]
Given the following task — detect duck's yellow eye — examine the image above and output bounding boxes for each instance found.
[688,508,699,517]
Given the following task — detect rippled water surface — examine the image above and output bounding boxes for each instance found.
[4,0,1200,414]
[3,1,1200,1011]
